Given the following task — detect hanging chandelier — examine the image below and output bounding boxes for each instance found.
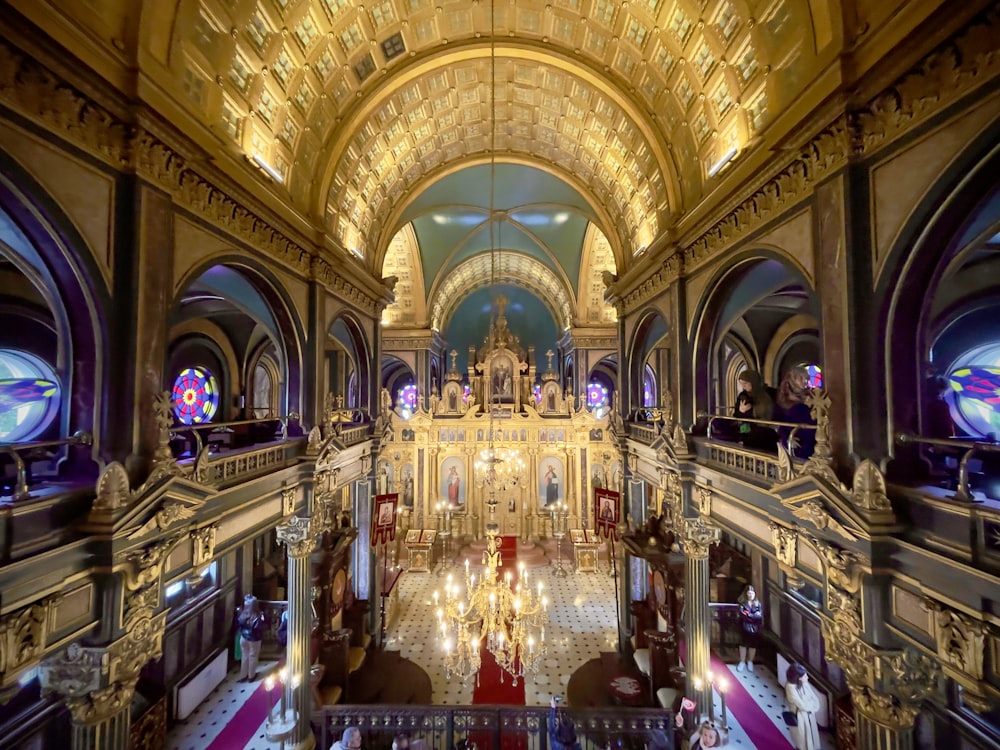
[433,0,548,686]
[474,445,525,493]
[434,528,548,685]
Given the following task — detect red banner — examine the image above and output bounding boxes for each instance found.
[594,487,620,541]
[371,493,398,547]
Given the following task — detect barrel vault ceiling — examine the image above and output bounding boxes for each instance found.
[19,0,832,331]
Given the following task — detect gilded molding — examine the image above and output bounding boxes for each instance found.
[849,684,921,731]
[66,679,137,726]
[0,40,129,167]
[282,486,298,517]
[850,459,893,514]
[681,516,720,559]
[192,525,218,569]
[854,6,1000,156]
[694,485,712,518]
[800,388,842,489]
[925,599,986,680]
[0,597,56,680]
[618,253,682,315]
[770,522,797,569]
[808,535,868,593]
[789,499,857,542]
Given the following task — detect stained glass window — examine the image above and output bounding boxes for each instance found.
[463,383,472,403]
[804,364,823,389]
[398,383,418,414]
[588,382,609,411]
[948,366,1000,437]
[643,366,656,407]
[533,383,542,404]
[0,350,60,442]
[172,367,220,424]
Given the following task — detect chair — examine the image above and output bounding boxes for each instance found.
[646,629,680,707]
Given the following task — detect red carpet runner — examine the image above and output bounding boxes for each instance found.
[472,536,526,707]
[708,652,792,750]
[205,680,270,750]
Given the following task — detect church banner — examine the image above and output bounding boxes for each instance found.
[595,487,620,541]
[372,493,398,547]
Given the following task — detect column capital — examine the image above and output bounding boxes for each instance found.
[277,514,317,558]
[681,516,720,558]
[66,679,137,726]
[849,684,921,731]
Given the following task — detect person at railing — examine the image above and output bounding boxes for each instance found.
[330,726,363,750]
[549,695,581,750]
[735,585,763,673]
[774,367,815,458]
[724,369,777,451]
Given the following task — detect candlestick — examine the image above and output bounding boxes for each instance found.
[279,667,288,717]
[264,676,276,722]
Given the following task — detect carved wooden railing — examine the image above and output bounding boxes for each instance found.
[627,423,658,444]
[188,439,304,486]
[338,424,372,447]
[315,705,674,750]
[706,414,817,457]
[0,430,93,501]
[896,433,1000,502]
[171,413,300,457]
[700,439,783,484]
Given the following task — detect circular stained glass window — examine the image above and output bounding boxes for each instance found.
[172,367,220,424]
[588,382,609,411]
[948,366,1000,437]
[0,350,60,442]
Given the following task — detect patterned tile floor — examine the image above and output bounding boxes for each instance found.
[167,555,835,750]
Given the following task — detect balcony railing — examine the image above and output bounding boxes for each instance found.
[0,430,93,501]
[171,413,300,458]
[896,433,1000,502]
[315,705,674,750]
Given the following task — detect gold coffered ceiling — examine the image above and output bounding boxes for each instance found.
[158,0,793,263]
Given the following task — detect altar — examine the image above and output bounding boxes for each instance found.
[376,295,624,543]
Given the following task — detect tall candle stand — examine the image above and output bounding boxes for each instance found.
[263,668,299,749]
[692,670,729,729]
[435,501,454,575]
[550,501,568,577]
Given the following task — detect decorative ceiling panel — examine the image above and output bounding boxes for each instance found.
[161,0,790,265]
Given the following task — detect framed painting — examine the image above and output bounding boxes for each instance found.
[440,456,466,507]
[539,456,564,509]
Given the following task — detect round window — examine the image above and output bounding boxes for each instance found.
[171,367,220,424]
[0,350,60,442]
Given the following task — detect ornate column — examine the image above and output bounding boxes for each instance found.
[681,516,720,719]
[276,515,318,750]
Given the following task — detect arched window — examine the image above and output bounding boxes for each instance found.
[172,367,220,424]
[946,344,1000,437]
[252,363,272,418]
[533,383,542,404]
[0,350,60,442]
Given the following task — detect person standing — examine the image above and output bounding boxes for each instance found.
[785,663,821,750]
[236,594,265,682]
[688,721,725,748]
[736,585,763,672]
[548,696,580,750]
[330,726,362,750]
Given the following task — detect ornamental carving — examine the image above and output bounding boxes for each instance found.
[850,459,892,513]
[277,515,316,558]
[822,589,871,686]
[694,485,712,517]
[0,41,129,167]
[850,684,921,731]
[681,517,720,559]
[93,462,131,512]
[882,647,940,704]
[854,6,1000,156]
[0,599,50,677]
[808,536,867,593]
[127,498,200,541]
[800,388,842,488]
[306,425,323,455]
[662,470,684,533]
[789,499,857,542]
[775,443,794,484]
[40,643,108,699]
[925,599,986,680]
[282,486,298,517]
[770,522,797,568]
[151,391,179,475]
[118,535,181,592]
[67,679,137,726]
[192,525,218,569]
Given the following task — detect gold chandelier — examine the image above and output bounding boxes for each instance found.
[474,445,525,493]
[434,527,548,685]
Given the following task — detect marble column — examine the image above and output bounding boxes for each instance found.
[682,516,720,721]
[276,515,318,750]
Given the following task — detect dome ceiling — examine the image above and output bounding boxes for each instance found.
[153,0,801,263]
